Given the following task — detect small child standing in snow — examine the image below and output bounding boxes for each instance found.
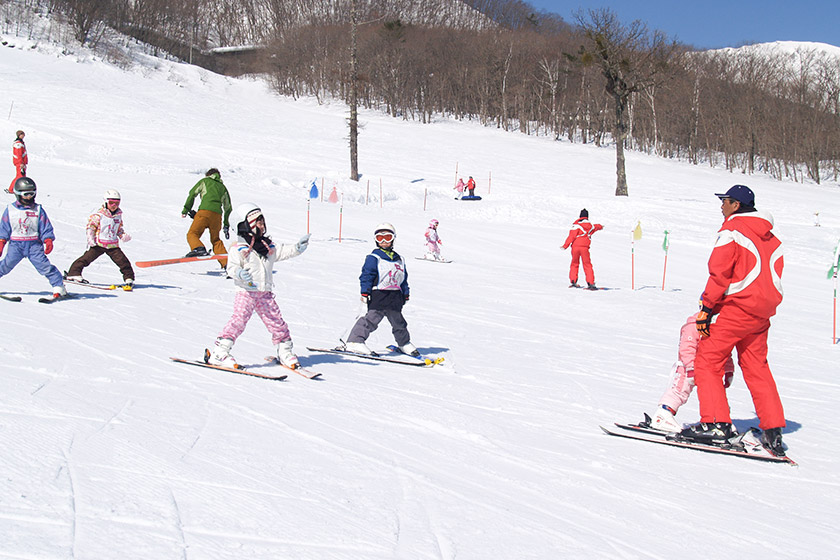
[342,222,419,357]
[454,178,465,199]
[0,177,66,298]
[650,312,735,431]
[65,189,135,289]
[206,203,310,369]
[424,219,443,260]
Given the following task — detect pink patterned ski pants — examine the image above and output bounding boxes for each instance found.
[218,291,291,345]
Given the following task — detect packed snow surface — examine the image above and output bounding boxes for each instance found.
[1,36,839,559]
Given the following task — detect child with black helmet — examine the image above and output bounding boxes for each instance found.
[205,202,310,369]
[342,222,418,357]
[0,177,66,298]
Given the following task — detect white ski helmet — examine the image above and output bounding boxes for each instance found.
[374,222,395,236]
[374,222,396,242]
[233,202,264,234]
[104,189,121,202]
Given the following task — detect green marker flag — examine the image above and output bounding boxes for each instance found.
[828,239,840,279]
[662,230,670,252]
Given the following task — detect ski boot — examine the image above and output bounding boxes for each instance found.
[276,340,300,369]
[205,338,239,368]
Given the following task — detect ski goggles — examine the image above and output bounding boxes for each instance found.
[20,192,35,199]
[106,198,120,205]
[375,232,394,242]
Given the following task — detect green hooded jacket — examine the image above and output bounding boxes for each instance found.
[182,171,232,227]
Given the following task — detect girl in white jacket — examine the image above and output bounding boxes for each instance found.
[206,203,310,369]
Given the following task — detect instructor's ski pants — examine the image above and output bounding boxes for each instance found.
[694,305,785,430]
[348,308,410,346]
[569,245,595,285]
[187,209,227,267]
[0,239,63,287]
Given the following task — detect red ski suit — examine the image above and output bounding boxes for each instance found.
[9,136,27,193]
[562,218,603,285]
[695,210,785,429]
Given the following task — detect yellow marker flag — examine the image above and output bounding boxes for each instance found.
[632,221,642,241]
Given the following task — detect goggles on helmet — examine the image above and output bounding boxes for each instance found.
[375,232,394,242]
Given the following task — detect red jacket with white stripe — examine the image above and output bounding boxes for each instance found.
[702,210,783,320]
[562,218,603,249]
[12,138,27,168]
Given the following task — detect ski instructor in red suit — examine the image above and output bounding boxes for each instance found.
[9,130,27,194]
[562,208,603,290]
[681,184,787,456]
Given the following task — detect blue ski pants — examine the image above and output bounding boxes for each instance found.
[0,240,64,287]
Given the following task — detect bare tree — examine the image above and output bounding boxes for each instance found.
[573,8,677,196]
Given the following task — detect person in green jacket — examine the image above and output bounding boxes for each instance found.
[181,168,232,267]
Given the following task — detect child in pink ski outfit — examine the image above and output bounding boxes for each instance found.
[206,203,310,369]
[424,219,443,260]
[650,312,735,431]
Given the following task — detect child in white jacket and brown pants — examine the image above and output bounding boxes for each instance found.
[206,203,310,369]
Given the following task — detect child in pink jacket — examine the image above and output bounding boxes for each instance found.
[650,312,735,431]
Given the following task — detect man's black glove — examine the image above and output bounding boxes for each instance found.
[223,226,230,240]
[696,306,713,338]
[188,210,197,219]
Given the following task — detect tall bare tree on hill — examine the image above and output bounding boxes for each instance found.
[573,9,677,196]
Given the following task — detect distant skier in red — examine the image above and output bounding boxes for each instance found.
[562,208,603,290]
[8,130,27,194]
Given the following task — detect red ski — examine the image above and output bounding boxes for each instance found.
[136,255,225,268]
[170,357,288,381]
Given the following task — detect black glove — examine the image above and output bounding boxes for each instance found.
[696,306,713,338]
[188,210,197,219]
[223,226,230,240]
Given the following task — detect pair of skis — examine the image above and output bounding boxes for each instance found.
[171,351,322,381]
[601,414,797,465]
[306,345,445,367]
[1,292,76,304]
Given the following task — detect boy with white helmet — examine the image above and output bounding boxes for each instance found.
[342,222,418,357]
[206,203,310,369]
[65,189,134,289]
[0,177,66,298]
[424,219,443,261]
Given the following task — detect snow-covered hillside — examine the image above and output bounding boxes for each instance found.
[1,34,839,559]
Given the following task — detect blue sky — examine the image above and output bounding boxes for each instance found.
[528,1,840,49]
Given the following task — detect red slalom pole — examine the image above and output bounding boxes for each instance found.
[338,195,344,243]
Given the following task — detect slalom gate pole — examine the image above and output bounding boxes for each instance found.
[631,239,635,290]
[380,179,383,209]
[834,273,838,344]
[338,195,344,243]
[488,171,491,194]
[366,179,370,205]
[307,198,310,234]
[423,188,427,211]
[455,162,458,186]
[321,178,324,202]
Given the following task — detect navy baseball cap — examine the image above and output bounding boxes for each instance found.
[715,184,755,206]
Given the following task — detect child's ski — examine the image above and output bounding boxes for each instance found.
[170,357,288,381]
[385,344,445,365]
[263,356,322,379]
[38,293,77,304]
[306,346,441,367]
[0,293,22,302]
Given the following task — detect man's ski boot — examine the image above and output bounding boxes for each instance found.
[185,246,210,258]
[678,422,735,444]
[760,427,786,457]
